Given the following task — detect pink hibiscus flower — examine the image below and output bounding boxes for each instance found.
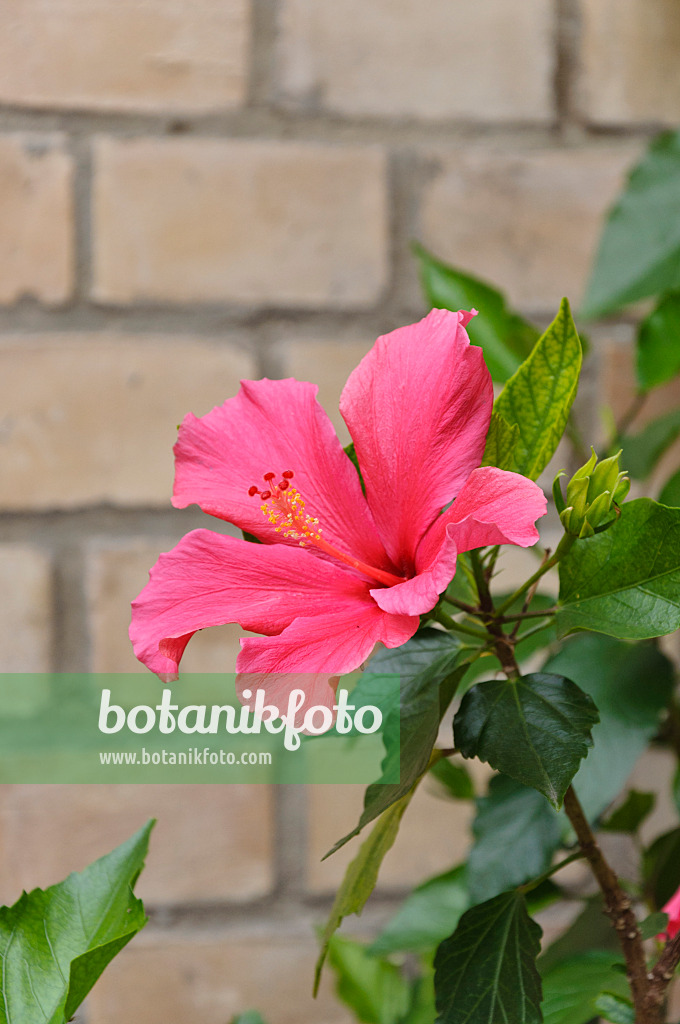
[130,309,546,713]
[659,885,680,941]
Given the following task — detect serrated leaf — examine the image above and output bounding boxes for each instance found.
[601,790,655,833]
[434,891,543,1024]
[541,952,629,1024]
[327,935,411,1024]
[326,631,468,856]
[481,412,520,471]
[544,634,674,820]
[637,290,680,391]
[582,130,680,317]
[0,820,152,1024]
[639,911,669,941]
[594,992,635,1024]
[467,775,562,903]
[370,865,469,956]
[428,758,475,801]
[413,244,539,382]
[315,794,414,994]
[660,467,680,507]
[620,407,680,479]
[644,827,680,908]
[557,498,680,639]
[454,672,599,807]
[492,298,582,480]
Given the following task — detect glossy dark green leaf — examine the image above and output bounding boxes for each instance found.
[492,298,582,479]
[327,935,411,1024]
[637,291,680,391]
[660,467,680,507]
[454,672,599,807]
[594,992,635,1024]
[326,631,468,856]
[539,897,621,973]
[644,827,680,908]
[601,790,655,833]
[544,634,673,820]
[315,794,414,993]
[619,407,680,479]
[467,775,562,903]
[582,130,680,317]
[557,498,680,639]
[481,412,520,471]
[639,911,669,941]
[541,952,630,1024]
[434,891,543,1024]
[0,820,152,1024]
[413,244,539,382]
[428,758,475,801]
[370,866,469,956]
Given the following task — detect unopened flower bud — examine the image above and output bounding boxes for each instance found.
[554,448,629,539]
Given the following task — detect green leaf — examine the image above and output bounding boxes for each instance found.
[594,992,635,1024]
[428,758,475,801]
[230,1014,268,1024]
[557,498,680,639]
[434,891,543,1024]
[315,794,414,994]
[639,911,669,941]
[660,467,680,507]
[454,672,599,807]
[582,130,680,317]
[619,407,680,479]
[541,952,629,1024]
[637,291,680,391]
[644,827,680,908]
[481,412,520,471]
[402,964,437,1024]
[539,897,621,973]
[326,631,468,856]
[345,441,366,494]
[544,634,673,820]
[0,820,152,1024]
[601,790,655,833]
[370,866,469,956]
[467,775,562,903]
[327,935,411,1024]
[492,298,582,479]
[413,244,539,382]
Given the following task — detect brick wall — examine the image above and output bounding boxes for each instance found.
[0,2,677,1021]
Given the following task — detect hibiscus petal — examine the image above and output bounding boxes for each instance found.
[172,377,390,572]
[340,308,493,570]
[235,673,340,730]
[370,527,458,617]
[416,466,547,572]
[237,606,418,679]
[130,529,374,682]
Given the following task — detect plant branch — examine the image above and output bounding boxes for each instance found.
[518,850,586,893]
[432,607,488,640]
[498,607,557,623]
[563,786,658,1023]
[615,390,647,441]
[495,533,575,618]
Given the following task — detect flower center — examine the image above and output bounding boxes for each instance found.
[248,470,405,588]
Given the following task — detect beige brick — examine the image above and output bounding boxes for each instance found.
[581,0,680,125]
[92,138,388,308]
[0,784,273,906]
[277,0,553,122]
[87,929,350,1024]
[0,545,52,672]
[308,767,484,892]
[87,538,251,673]
[279,331,375,444]
[0,333,255,510]
[419,145,637,314]
[0,0,249,114]
[0,135,73,305]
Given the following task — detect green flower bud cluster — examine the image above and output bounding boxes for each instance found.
[553,449,630,539]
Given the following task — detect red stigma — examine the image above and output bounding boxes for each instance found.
[260,490,271,501]
[282,470,294,479]
[279,479,289,491]
[248,485,259,497]
[263,472,276,482]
